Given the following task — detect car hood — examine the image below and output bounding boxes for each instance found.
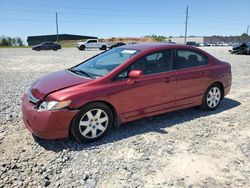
[30,70,92,100]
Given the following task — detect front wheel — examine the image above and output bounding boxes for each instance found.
[70,102,113,142]
[202,83,223,110]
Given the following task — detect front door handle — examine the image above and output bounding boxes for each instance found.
[200,71,210,76]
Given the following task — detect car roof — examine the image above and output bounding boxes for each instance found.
[119,43,191,52]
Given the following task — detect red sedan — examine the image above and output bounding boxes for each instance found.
[21,43,232,142]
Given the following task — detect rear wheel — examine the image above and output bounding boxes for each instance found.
[100,45,107,50]
[202,83,222,110]
[70,102,113,142]
[53,47,58,51]
[79,45,85,51]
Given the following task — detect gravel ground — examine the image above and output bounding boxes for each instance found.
[0,47,250,188]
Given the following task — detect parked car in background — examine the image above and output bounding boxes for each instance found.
[204,43,214,47]
[198,43,205,47]
[186,41,199,46]
[32,42,61,51]
[164,41,176,44]
[109,42,126,49]
[229,42,250,55]
[221,42,229,47]
[22,43,232,142]
[76,39,108,51]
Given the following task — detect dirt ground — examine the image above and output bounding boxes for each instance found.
[0,47,249,188]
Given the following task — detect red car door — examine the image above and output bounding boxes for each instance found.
[113,50,176,120]
[175,49,212,107]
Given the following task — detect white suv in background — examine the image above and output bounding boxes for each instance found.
[76,39,108,51]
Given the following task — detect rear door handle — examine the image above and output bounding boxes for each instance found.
[164,77,175,83]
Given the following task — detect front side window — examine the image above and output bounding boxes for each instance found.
[176,50,208,69]
[70,48,140,78]
[133,50,172,75]
[87,40,97,43]
[114,50,173,80]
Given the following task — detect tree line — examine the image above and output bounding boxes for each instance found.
[0,36,24,46]
[145,35,167,42]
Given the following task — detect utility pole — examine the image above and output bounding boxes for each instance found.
[184,6,189,44]
[56,12,59,42]
[247,25,249,35]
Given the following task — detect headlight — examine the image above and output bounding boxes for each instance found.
[25,87,30,94]
[38,100,71,111]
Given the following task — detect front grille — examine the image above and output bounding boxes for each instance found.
[28,89,39,104]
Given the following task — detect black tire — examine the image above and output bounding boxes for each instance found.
[100,45,107,50]
[247,48,250,55]
[36,47,40,51]
[201,83,223,111]
[70,102,113,142]
[53,47,58,51]
[79,45,85,51]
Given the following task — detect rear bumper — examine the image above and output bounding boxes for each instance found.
[21,94,79,139]
[224,84,231,96]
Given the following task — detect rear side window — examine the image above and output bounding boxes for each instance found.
[176,50,208,69]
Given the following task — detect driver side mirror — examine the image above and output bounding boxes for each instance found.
[128,70,143,79]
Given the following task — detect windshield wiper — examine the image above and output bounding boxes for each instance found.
[69,68,95,79]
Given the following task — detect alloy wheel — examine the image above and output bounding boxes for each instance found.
[206,87,221,108]
[79,109,109,139]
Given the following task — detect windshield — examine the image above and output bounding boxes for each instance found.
[70,48,140,78]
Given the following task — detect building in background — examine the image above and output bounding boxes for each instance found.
[204,36,250,43]
[170,36,204,44]
[170,36,250,44]
[27,34,97,46]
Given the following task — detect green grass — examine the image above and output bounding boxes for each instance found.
[60,44,76,48]
[0,46,31,48]
[59,41,77,48]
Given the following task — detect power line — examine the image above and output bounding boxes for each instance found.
[1,8,247,27]
[191,13,245,23]
[0,18,183,25]
[0,0,183,14]
[0,8,247,27]
[0,18,54,22]
[1,0,248,24]
[0,17,244,32]
[0,8,183,18]
[190,16,247,26]
[0,8,54,14]
[0,1,248,36]
[191,24,244,32]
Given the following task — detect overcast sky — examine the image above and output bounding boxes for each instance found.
[0,0,249,42]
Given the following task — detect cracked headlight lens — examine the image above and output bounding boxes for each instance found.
[38,100,71,111]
